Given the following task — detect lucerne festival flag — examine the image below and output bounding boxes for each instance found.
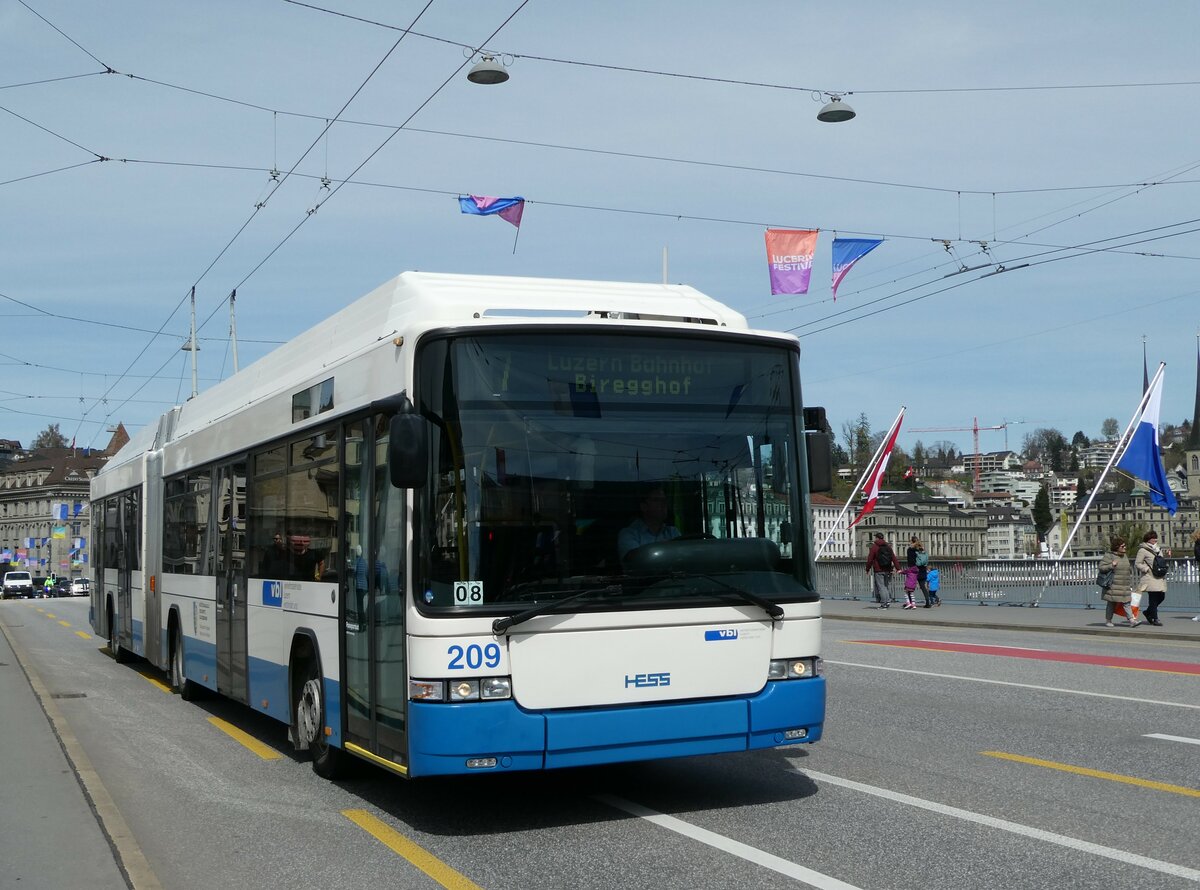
[765,229,819,295]
[459,195,525,228]
[849,408,906,529]
[1115,363,1177,514]
[831,237,883,300]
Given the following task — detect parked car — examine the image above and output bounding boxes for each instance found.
[2,570,35,599]
[69,578,91,597]
[53,577,72,597]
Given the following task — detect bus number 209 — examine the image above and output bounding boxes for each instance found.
[447,643,502,670]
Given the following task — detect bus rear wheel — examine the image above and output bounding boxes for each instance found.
[170,621,199,701]
[295,659,345,779]
[107,600,128,664]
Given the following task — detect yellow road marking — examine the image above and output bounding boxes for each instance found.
[139,672,171,694]
[58,620,71,627]
[983,751,1200,798]
[342,809,481,890]
[206,716,282,760]
[75,630,91,640]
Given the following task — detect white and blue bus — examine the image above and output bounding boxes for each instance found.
[91,272,830,778]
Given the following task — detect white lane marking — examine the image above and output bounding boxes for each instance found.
[1144,733,1200,746]
[825,660,1200,710]
[917,639,1047,651]
[797,769,1200,883]
[595,794,862,890]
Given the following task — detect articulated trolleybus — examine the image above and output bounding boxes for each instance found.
[91,272,830,778]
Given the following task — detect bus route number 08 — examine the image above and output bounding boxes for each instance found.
[453,581,484,605]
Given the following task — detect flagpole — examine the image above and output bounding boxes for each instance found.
[816,405,906,560]
[1033,362,1164,606]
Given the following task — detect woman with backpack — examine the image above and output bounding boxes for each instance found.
[907,536,934,607]
[1133,530,1168,627]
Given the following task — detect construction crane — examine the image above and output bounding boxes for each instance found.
[908,418,1025,496]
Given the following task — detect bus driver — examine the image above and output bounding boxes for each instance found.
[618,483,681,563]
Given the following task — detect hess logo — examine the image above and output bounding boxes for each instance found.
[624,672,671,688]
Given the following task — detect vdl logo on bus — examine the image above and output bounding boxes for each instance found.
[625,672,671,688]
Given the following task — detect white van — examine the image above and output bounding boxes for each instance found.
[2,571,34,599]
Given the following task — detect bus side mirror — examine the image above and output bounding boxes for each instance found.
[803,406,833,494]
[388,413,429,489]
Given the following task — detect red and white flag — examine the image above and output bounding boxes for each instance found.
[849,409,905,528]
[903,466,914,479]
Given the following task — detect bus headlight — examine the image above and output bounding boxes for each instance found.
[768,657,821,680]
[481,677,512,700]
[449,680,480,702]
[411,676,512,702]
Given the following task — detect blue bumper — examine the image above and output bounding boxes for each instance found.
[407,677,825,777]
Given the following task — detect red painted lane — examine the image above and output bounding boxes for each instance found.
[852,639,1200,675]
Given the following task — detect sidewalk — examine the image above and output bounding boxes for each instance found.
[0,615,131,889]
[820,596,1200,643]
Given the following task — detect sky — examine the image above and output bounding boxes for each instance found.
[3,1,1200,458]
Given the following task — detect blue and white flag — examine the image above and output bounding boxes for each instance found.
[831,237,882,300]
[1116,366,1177,514]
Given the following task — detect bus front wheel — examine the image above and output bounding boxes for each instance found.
[295,658,345,779]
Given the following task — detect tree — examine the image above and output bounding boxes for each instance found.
[1071,430,1090,448]
[1115,521,1149,552]
[1032,485,1053,540]
[840,413,873,468]
[1100,417,1119,441]
[1022,428,1070,472]
[31,423,68,450]
[912,439,927,465]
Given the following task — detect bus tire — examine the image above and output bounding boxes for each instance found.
[295,657,345,779]
[170,619,199,701]
[107,599,128,664]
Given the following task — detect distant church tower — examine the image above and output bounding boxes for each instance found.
[1186,337,1200,499]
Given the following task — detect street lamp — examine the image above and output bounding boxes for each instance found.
[467,54,509,85]
[816,93,856,123]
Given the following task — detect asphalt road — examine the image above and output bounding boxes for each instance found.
[2,598,1198,890]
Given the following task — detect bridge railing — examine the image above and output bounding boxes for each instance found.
[815,558,1200,610]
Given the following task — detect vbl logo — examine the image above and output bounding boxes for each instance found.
[705,628,738,641]
[625,672,671,688]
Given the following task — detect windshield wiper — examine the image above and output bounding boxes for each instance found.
[690,574,784,621]
[492,584,623,635]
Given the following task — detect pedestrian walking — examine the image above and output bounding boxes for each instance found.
[1134,530,1167,627]
[1193,529,1200,622]
[907,535,932,607]
[865,532,898,609]
[900,565,919,609]
[1099,536,1134,627]
[927,566,941,605]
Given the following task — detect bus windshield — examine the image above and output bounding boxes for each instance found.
[414,331,816,613]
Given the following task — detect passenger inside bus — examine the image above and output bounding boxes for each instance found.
[260,531,291,579]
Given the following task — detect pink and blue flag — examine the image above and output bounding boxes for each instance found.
[765,229,819,295]
[1116,365,1177,514]
[459,195,525,228]
[831,238,882,300]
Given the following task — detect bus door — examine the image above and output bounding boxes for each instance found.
[214,460,248,703]
[342,417,408,767]
[115,491,138,650]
